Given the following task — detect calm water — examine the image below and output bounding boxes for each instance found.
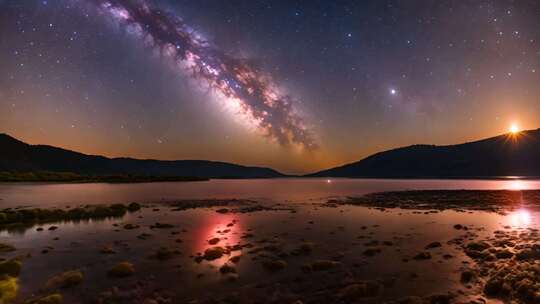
[1,178,539,303]
[1,178,540,207]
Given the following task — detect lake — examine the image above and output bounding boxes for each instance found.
[0,179,539,304]
[1,178,539,208]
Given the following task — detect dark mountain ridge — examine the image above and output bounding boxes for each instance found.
[0,133,284,178]
[310,129,540,178]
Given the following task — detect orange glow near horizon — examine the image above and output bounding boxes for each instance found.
[509,123,520,134]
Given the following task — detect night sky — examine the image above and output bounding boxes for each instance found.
[1,0,540,174]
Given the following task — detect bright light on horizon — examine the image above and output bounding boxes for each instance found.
[509,123,520,134]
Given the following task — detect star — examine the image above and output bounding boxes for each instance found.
[390,88,397,95]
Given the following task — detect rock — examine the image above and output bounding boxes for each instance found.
[208,238,220,245]
[295,242,314,255]
[516,245,540,261]
[495,250,513,259]
[262,259,287,271]
[45,270,83,289]
[425,242,442,249]
[460,270,474,283]
[0,259,21,277]
[229,256,241,264]
[339,281,381,300]
[127,202,141,212]
[48,226,58,231]
[123,223,139,230]
[309,260,340,271]
[203,247,225,260]
[394,296,424,304]
[0,243,15,253]
[219,264,236,274]
[412,252,431,260]
[151,247,179,260]
[108,262,135,278]
[26,293,63,304]
[99,246,116,254]
[484,277,504,296]
[150,222,174,229]
[466,242,490,251]
[363,248,382,256]
[427,293,454,304]
[453,224,463,230]
[216,208,229,214]
[137,233,152,240]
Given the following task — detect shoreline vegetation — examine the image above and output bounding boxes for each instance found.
[0,203,142,232]
[0,171,208,183]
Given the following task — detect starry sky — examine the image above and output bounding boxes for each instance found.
[1,0,540,174]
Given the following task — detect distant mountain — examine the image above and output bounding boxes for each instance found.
[309,129,540,178]
[0,134,284,178]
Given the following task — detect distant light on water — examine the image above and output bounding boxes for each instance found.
[326,179,332,184]
[507,180,526,191]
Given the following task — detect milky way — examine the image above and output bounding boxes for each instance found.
[88,0,317,150]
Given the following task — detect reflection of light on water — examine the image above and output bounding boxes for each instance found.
[508,209,532,227]
[192,213,243,268]
[326,179,332,184]
[507,180,526,191]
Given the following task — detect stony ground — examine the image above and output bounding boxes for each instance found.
[0,191,538,304]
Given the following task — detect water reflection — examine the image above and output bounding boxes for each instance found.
[507,180,527,191]
[3,178,540,208]
[508,208,532,227]
[192,213,243,267]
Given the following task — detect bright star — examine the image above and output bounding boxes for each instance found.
[390,88,397,95]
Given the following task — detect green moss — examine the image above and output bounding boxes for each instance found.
[0,277,18,304]
[45,270,83,290]
[108,262,135,278]
[0,204,138,231]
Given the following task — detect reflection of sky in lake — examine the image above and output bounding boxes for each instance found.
[2,178,540,208]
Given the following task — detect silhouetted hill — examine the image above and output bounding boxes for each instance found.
[309,129,540,178]
[0,134,284,178]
